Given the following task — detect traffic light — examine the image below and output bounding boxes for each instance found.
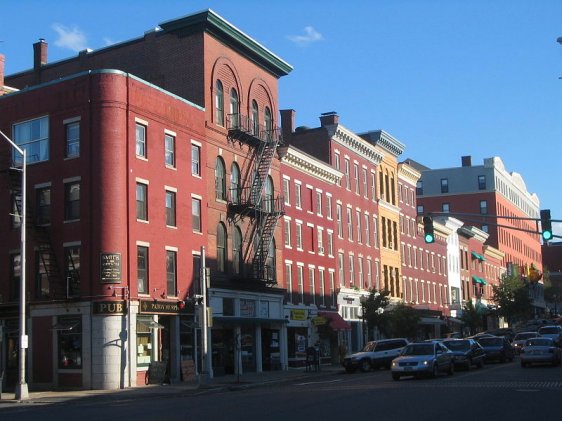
[423,216,435,243]
[540,209,553,241]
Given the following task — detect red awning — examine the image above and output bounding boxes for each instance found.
[318,311,351,330]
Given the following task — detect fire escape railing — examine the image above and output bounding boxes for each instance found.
[1,151,75,300]
[225,114,284,285]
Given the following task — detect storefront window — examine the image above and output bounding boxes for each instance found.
[137,316,153,367]
[57,316,82,369]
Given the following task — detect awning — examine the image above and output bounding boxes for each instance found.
[418,317,446,326]
[139,320,165,330]
[471,251,486,261]
[318,311,351,330]
[213,316,288,325]
[472,275,488,285]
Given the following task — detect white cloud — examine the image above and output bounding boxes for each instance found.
[52,23,87,52]
[103,37,115,47]
[287,26,323,46]
[553,221,562,239]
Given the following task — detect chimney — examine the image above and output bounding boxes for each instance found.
[280,109,295,142]
[33,38,48,70]
[461,155,472,167]
[319,111,339,127]
[0,54,4,92]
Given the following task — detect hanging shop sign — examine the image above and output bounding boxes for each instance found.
[290,309,307,321]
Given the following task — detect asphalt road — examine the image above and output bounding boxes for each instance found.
[2,359,561,421]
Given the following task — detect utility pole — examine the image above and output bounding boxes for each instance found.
[200,246,212,381]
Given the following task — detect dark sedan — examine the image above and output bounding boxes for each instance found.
[442,339,485,370]
[477,336,514,363]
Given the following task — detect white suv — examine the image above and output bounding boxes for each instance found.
[342,338,409,373]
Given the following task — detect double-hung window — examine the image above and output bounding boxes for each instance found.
[136,123,147,158]
[65,119,80,158]
[64,180,80,221]
[191,144,201,176]
[136,182,148,221]
[165,133,175,167]
[166,250,177,296]
[13,115,49,164]
[165,190,176,227]
[137,245,148,294]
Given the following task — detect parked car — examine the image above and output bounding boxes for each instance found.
[537,325,562,346]
[442,339,485,370]
[520,337,562,367]
[342,338,409,373]
[485,328,515,342]
[477,336,514,363]
[512,332,540,354]
[391,342,454,380]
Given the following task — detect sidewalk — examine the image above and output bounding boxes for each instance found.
[0,364,343,407]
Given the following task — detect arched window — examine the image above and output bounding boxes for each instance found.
[265,238,276,283]
[264,106,272,140]
[215,157,226,200]
[217,223,227,273]
[251,100,259,135]
[230,162,241,204]
[230,88,239,129]
[233,225,243,275]
[264,175,274,212]
[215,80,224,126]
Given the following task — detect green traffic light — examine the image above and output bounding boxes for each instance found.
[425,233,435,243]
[542,230,553,241]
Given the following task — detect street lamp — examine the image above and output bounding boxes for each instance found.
[0,129,28,401]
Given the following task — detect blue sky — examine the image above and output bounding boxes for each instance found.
[2,0,562,236]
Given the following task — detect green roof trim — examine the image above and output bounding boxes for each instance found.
[471,251,486,261]
[159,9,293,78]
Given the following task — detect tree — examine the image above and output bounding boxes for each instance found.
[543,269,562,316]
[492,273,533,326]
[385,303,420,340]
[460,300,483,335]
[361,289,391,340]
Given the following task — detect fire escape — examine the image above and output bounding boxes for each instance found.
[226,113,284,285]
[1,151,79,300]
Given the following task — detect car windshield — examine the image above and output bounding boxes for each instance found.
[362,342,376,352]
[527,338,553,347]
[443,340,470,351]
[514,333,537,341]
[478,338,503,346]
[539,327,560,335]
[402,344,434,356]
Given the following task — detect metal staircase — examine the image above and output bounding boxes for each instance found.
[1,151,70,300]
[226,114,284,285]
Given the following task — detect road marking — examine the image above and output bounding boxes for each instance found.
[295,379,343,386]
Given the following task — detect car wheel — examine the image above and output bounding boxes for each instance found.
[392,373,400,381]
[466,359,472,370]
[478,358,484,369]
[432,363,438,378]
[521,361,526,368]
[448,362,454,376]
[359,359,371,373]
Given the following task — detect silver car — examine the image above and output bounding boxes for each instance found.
[512,332,539,354]
[391,342,454,380]
[520,337,562,367]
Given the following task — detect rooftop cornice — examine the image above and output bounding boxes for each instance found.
[159,9,293,77]
[398,162,421,183]
[359,130,405,157]
[459,225,489,243]
[483,245,505,261]
[279,146,343,184]
[326,124,384,165]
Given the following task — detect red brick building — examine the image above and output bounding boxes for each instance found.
[2,9,294,388]
[0,69,206,389]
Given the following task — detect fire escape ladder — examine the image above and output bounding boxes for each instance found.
[249,135,279,206]
[252,211,280,285]
[2,153,64,300]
